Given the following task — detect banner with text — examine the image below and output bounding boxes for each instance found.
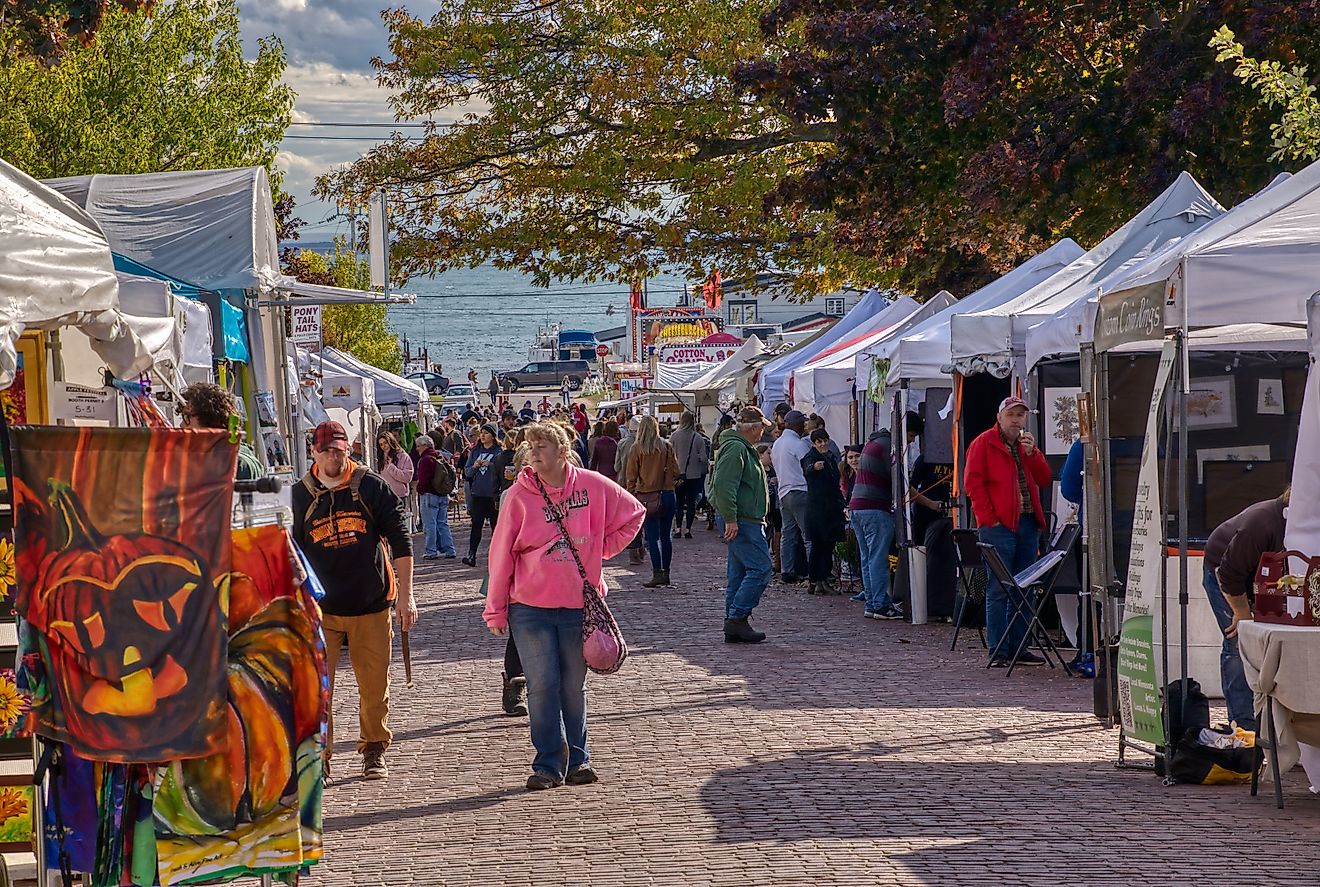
[290,305,323,352]
[1095,282,1167,353]
[1116,338,1177,744]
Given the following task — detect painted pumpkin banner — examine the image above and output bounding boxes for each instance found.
[10,426,235,762]
[153,525,326,886]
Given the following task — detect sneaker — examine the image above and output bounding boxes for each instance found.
[850,591,867,602]
[362,746,388,780]
[863,609,884,619]
[780,574,804,585]
[565,765,598,786]
[461,556,477,567]
[1073,653,1096,678]
[684,531,693,539]
[444,553,458,559]
[422,553,441,560]
[526,771,562,791]
[1015,651,1047,666]
[877,605,904,621]
[988,658,1009,668]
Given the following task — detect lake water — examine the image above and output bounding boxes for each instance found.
[387,264,688,381]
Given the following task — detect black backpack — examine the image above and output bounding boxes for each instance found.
[430,456,456,497]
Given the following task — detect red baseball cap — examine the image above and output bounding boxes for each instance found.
[997,396,1031,414]
[312,420,350,452]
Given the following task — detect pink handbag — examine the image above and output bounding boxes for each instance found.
[533,475,628,674]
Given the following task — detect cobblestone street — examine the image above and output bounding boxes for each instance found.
[311,524,1320,887]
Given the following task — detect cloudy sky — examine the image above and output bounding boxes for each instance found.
[236,1,447,240]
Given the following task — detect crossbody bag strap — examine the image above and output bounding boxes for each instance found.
[533,473,593,586]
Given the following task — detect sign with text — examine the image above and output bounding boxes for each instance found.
[50,382,117,423]
[290,304,323,351]
[1116,339,1177,745]
[1095,282,1166,353]
[657,343,738,364]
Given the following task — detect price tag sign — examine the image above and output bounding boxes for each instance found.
[51,382,117,423]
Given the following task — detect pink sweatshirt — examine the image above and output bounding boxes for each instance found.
[483,464,645,630]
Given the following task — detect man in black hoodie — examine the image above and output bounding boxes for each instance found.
[293,421,416,781]
[461,422,504,566]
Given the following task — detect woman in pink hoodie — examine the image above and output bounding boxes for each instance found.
[484,422,644,790]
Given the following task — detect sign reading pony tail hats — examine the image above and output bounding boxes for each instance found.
[10,426,236,763]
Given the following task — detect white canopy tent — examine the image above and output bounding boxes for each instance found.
[320,347,435,423]
[1029,166,1320,366]
[794,294,952,442]
[950,172,1223,380]
[0,159,150,389]
[668,336,769,431]
[757,289,893,407]
[873,239,1085,387]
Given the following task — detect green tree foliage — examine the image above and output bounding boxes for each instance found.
[317,0,870,298]
[1212,26,1320,162]
[739,3,1320,293]
[286,245,402,375]
[1,0,149,61]
[0,0,292,183]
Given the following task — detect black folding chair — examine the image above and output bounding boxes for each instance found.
[979,523,1080,676]
[951,529,988,651]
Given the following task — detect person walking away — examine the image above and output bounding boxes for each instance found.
[462,423,504,566]
[802,429,848,595]
[757,444,782,575]
[616,416,646,564]
[964,396,1052,666]
[377,431,415,500]
[626,416,681,588]
[1202,490,1288,731]
[484,422,644,789]
[292,420,416,781]
[669,412,712,540]
[771,410,812,584]
[488,372,500,406]
[589,420,620,480]
[414,435,458,559]
[850,429,902,619]
[711,407,776,642]
[179,382,266,479]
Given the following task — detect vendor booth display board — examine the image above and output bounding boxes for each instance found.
[6,426,325,886]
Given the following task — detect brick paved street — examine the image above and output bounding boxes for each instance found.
[311,524,1320,887]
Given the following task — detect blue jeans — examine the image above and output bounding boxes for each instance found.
[1203,565,1257,730]
[980,521,1041,659]
[420,492,456,556]
[852,509,896,612]
[508,604,589,778]
[779,490,810,579]
[726,521,773,620]
[643,491,678,570]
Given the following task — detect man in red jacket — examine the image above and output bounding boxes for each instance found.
[964,396,1054,666]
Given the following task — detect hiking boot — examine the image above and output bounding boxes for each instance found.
[724,618,767,644]
[673,528,683,539]
[461,555,476,567]
[526,771,562,791]
[565,765,599,786]
[362,745,388,780]
[684,531,693,539]
[501,672,528,716]
[643,570,666,588]
[628,548,645,565]
[660,569,672,587]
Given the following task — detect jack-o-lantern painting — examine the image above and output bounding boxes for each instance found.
[10,426,235,763]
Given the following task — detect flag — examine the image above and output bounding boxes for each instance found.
[629,279,645,312]
[702,270,723,310]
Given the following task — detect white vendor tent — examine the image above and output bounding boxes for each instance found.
[673,336,769,429]
[113,270,214,393]
[757,289,893,407]
[1286,295,1320,559]
[950,172,1222,379]
[0,158,150,388]
[320,347,434,422]
[794,294,952,442]
[873,239,1085,387]
[1039,164,1320,357]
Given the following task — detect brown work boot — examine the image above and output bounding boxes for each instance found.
[362,743,389,780]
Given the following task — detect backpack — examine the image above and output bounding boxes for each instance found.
[302,464,374,525]
[430,455,456,497]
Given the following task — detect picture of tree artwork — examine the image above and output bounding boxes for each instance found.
[9,426,236,762]
[1043,387,1082,455]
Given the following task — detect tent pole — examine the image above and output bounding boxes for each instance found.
[1177,264,1191,745]
[1159,338,1177,761]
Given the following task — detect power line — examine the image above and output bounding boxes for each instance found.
[288,121,448,128]
[283,134,423,141]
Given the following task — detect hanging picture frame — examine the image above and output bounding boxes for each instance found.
[1042,387,1083,455]
[1185,377,1236,430]
[1257,378,1285,416]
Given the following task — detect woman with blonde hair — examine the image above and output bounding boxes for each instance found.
[625,415,681,588]
[484,422,644,789]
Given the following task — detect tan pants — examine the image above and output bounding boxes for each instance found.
[323,608,393,756]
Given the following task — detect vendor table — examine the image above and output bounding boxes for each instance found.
[1237,619,1320,806]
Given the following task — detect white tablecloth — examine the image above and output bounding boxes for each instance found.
[1237,619,1320,787]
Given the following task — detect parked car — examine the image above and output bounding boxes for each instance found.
[406,371,450,396]
[441,382,478,413]
[498,359,591,392]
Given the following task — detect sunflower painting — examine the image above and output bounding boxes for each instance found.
[0,669,31,739]
[0,535,15,604]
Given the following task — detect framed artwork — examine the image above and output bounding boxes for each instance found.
[1043,387,1082,455]
[1185,377,1236,430]
[1257,378,1285,416]
[1196,445,1271,484]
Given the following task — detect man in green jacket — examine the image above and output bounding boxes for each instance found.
[711,406,774,644]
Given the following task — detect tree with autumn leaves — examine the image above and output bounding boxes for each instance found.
[321,3,1320,297]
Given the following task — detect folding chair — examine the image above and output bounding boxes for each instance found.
[951,529,988,651]
[979,523,1080,676]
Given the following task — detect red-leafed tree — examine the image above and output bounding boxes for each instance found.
[2,0,152,61]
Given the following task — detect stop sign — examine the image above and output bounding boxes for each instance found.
[596,344,610,357]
